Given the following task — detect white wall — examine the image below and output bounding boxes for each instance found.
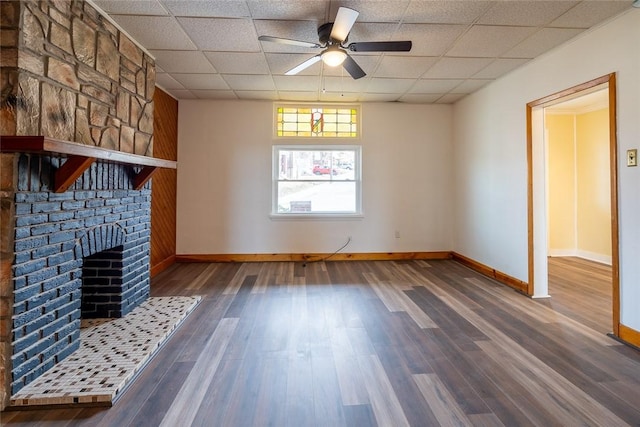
[452,10,640,330]
[177,101,453,255]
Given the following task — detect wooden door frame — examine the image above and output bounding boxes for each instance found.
[526,73,620,336]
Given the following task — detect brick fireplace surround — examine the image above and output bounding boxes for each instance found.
[7,155,152,396]
[0,0,161,409]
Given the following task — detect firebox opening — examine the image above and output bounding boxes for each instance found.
[82,245,125,319]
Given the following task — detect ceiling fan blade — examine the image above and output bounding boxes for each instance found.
[343,54,366,80]
[259,35,321,49]
[347,41,412,52]
[330,7,359,43]
[285,55,322,75]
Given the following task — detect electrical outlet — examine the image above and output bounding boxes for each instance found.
[628,149,638,167]
[395,230,400,239]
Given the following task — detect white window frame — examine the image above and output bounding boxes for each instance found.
[271,144,363,219]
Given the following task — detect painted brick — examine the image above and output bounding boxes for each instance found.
[26,266,58,286]
[74,208,96,219]
[24,312,56,334]
[41,273,70,291]
[15,214,48,227]
[14,235,48,252]
[60,219,84,230]
[14,204,31,215]
[13,258,47,278]
[30,223,60,236]
[49,230,75,244]
[48,251,74,267]
[13,285,42,306]
[31,202,61,214]
[13,226,31,239]
[61,200,84,210]
[49,211,74,222]
[32,244,61,258]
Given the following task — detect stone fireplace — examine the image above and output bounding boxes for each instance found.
[0,0,161,409]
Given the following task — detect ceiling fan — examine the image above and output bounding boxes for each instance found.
[258,7,412,80]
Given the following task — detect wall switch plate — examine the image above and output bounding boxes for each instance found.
[628,149,638,167]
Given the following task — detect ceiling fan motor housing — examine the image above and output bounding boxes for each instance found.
[318,22,344,45]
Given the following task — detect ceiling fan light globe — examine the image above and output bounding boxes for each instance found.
[322,49,347,67]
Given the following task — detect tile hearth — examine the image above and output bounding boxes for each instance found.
[10,296,201,407]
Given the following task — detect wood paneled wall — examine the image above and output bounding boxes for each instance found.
[151,87,178,276]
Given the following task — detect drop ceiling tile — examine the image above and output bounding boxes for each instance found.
[453,79,492,93]
[436,93,466,103]
[166,89,197,99]
[93,0,168,15]
[320,92,360,102]
[248,1,329,20]
[171,73,229,90]
[399,94,443,103]
[403,1,492,24]
[273,75,320,91]
[191,90,238,99]
[472,58,530,79]
[408,79,463,94]
[162,0,251,17]
[177,17,260,51]
[374,56,438,78]
[322,76,371,93]
[447,25,537,58]
[359,93,401,102]
[366,78,414,94]
[277,91,320,101]
[149,50,216,73]
[223,74,276,91]
[265,53,322,75]
[505,27,585,58]
[549,1,631,28]
[348,23,396,43]
[422,58,492,79]
[155,73,185,90]
[109,16,196,50]
[204,52,270,75]
[254,20,323,53]
[477,1,578,26]
[329,1,410,23]
[236,91,279,100]
[392,24,467,56]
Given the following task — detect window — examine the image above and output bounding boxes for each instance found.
[273,145,361,216]
[276,106,359,138]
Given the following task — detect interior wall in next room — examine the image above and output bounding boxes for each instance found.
[151,87,178,276]
[547,108,611,264]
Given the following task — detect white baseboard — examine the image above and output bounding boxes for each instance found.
[547,248,612,266]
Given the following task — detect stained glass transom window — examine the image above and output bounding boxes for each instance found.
[276,106,358,138]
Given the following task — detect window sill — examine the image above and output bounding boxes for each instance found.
[270,213,364,220]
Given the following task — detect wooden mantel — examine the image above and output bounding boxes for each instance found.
[0,136,177,192]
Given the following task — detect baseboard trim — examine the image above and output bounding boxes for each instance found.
[618,323,640,349]
[451,252,529,294]
[151,255,176,277]
[176,251,453,263]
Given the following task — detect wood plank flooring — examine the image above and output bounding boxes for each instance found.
[2,259,640,426]
[546,256,612,334]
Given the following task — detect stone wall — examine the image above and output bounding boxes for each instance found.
[0,0,155,152]
[0,0,156,409]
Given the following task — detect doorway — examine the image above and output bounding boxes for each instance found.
[526,73,620,336]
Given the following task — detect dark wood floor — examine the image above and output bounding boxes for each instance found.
[3,259,640,426]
